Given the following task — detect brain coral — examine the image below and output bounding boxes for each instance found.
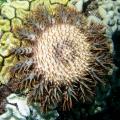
[9,5,113,112]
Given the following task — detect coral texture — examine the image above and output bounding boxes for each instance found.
[10,5,112,111]
[0,93,59,120]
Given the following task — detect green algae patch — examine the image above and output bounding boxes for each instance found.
[0,32,13,46]
[0,32,20,47]
[0,0,7,6]
[47,0,61,13]
[0,66,10,84]
[31,0,45,10]
[0,32,20,56]
[1,5,15,19]
[0,55,17,84]
[0,56,3,65]
[31,0,58,12]
[0,56,3,71]
[10,0,29,10]
[16,8,29,19]
[11,18,22,30]
[4,55,17,66]
[0,46,10,56]
[50,0,68,4]
[0,18,10,31]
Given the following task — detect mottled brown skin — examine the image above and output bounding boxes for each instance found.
[9,5,112,112]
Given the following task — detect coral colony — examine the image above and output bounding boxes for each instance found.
[10,5,112,112]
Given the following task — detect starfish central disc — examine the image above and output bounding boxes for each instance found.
[34,24,91,83]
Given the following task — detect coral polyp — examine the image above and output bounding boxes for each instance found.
[10,5,112,111]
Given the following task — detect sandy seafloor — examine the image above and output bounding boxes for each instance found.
[0,0,120,120]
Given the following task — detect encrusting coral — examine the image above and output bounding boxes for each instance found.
[9,5,113,112]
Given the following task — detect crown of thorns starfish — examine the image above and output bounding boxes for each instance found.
[10,5,113,111]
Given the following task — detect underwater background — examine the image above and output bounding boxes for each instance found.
[0,0,120,120]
